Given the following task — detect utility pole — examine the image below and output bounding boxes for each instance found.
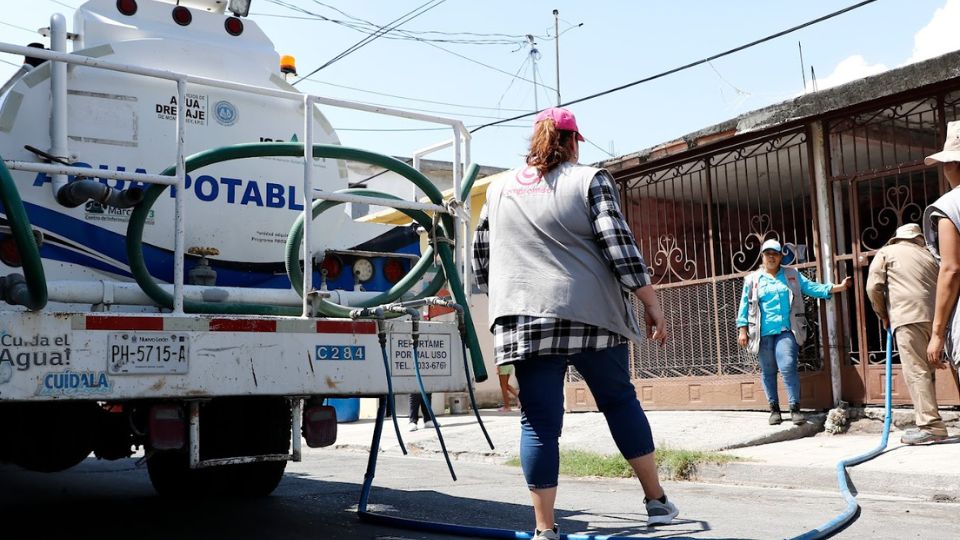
[527,34,539,111]
[553,9,560,105]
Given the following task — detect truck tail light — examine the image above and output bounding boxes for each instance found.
[172,6,192,26]
[319,254,343,280]
[116,0,137,16]
[303,405,337,448]
[383,258,405,283]
[148,404,186,450]
[224,17,244,36]
[0,236,22,267]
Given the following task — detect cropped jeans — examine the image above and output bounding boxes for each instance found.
[513,344,654,489]
[758,330,800,407]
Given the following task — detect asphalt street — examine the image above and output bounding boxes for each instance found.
[0,445,956,540]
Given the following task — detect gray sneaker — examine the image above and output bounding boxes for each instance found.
[901,429,948,445]
[645,497,679,526]
[533,524,559,540]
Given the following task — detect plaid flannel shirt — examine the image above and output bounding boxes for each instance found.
[472,169,651,363]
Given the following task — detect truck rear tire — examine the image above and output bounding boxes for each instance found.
[147,396,291,497]
[0,402,97,472]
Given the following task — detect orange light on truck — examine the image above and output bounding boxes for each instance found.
[280,55,297,76]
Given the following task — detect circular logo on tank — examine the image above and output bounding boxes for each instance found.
[515,166,540,186]
[214,100,238,126]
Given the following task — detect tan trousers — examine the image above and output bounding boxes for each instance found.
[896,323,948,436]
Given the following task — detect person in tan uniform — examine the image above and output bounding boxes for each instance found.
[866,223,948,445]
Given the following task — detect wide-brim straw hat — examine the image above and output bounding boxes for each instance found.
[886,223,923,245]
[925,120,960,165]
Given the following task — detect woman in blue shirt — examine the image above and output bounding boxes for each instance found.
[736,239,851,425]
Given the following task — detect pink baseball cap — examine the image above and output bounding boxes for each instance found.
[534,107,585,141]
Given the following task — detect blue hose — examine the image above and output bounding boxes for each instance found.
[357,335,642,539]
[789,328,893,540]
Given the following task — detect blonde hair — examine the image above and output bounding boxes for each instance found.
[526,118,577,177]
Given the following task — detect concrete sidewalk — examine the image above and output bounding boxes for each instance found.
[331,407,960,501]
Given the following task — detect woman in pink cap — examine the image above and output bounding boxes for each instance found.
[472,107,678,538]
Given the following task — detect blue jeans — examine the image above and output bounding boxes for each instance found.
[408,393,432,423]
[513,344,654,489]
[758,331,800,407]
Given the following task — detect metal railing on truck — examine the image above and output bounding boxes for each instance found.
[0,17,486,380]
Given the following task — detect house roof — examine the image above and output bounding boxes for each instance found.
[358,166,508,225]
[598,49,960,175]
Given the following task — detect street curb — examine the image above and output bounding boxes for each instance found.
[331,442,515,464]
[693,461,960,501]
[715,413,826,450]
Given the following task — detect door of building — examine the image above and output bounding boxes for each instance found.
[826,95,960,406]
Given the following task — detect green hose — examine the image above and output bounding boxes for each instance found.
[284,188,448,318]
[127,142,486,381]
[459,163,479,202]
[0,156,47,310]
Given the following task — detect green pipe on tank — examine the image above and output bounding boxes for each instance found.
[459,163,480,202]
[284,188,448,318]
[126,142,486,381]
[126,143,440,315]
[0,157,47,310]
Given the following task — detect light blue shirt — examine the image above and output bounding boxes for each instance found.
[736,268,833,336]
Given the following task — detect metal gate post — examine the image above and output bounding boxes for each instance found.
[810,120,842,406]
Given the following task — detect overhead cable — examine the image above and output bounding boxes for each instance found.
[470,0,881,134]
[293,0,446,84]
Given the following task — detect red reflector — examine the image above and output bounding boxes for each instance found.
[320,255,343,280]
[148,404,186,451]
[224,16,244,36]
[383,258,406,283]
[172,6,192,26]
[303,405,337,448]
[116,0,137,16]
[0,236,22,267]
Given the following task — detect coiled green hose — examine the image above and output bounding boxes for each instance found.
[125,143,486,381]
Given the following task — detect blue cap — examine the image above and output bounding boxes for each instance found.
[761,239,782,253]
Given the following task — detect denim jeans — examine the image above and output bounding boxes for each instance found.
[513,344,654,489]
[758,331,800,407]
[408,392,432,423]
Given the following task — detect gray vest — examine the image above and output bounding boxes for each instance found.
[744,266,808,355]
[923,186,960,366]
[485,162,642,343]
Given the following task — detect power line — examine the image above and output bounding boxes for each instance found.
[412,33,555,92]
[46,0,76,9]
[298,78,530,113]
[495,55,532,111]
[471,0,881,134]
[306,0,535,42]
[258,5,522,45]
[336,123,527,132]
[338,98,515,120]
[0,20,39,34]
[293,0,446,84]
[268,0,550,91]
[582,135,615,158]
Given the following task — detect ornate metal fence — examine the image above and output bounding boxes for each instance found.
[825,96,942,371]
[567,129,825,387]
